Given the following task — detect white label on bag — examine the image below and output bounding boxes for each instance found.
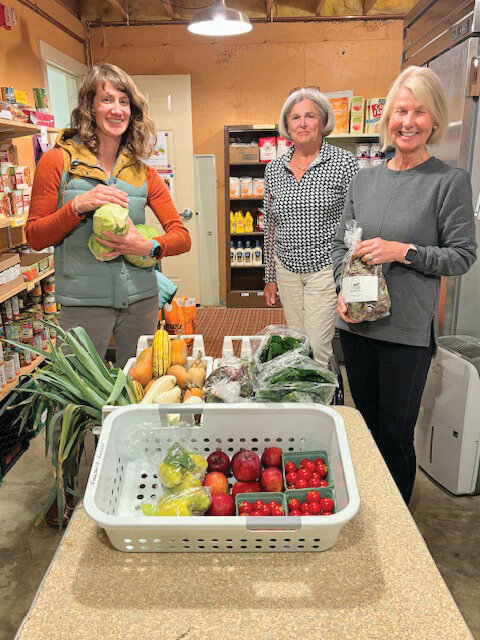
[342,275,378,302]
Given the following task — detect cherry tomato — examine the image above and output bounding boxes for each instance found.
[238,500,252,513]
[286,471,298,485]
[267,501,282,510]
[319,511,333,516]
[285,461,297,473]
[296,468,311,481]
[289,509,302,516]
[300,502,310,514]
[288,497,301,510]
[252,500,265,511]
[319,497,335,512]
[314,457,326,466]
[294,478,308,489]
[250,509,263,516]
[308,476,322,488]
[287,484,296,490]
[306,490,321,502]
[319,479,329,487]
[239,508,250,515]
[271,504,285,516]
[301,459,316,472]
[307,501,321,514]
[316,463,328,479]
[260,503,272,516]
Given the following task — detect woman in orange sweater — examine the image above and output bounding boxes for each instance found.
[27,63,190,368]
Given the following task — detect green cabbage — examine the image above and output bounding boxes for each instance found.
[88,203,129,262]
[124,224,159,268]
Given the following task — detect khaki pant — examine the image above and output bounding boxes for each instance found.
[58,295,158,369]
[275,258,337,368]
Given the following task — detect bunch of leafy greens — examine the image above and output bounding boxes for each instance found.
[258,334,306,363]
[4,319,138,529]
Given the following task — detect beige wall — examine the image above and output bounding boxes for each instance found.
[92,21,404,302]
[1,0,84,169]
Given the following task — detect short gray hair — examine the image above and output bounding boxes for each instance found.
[379,65,448,150]
[278,88,335,140]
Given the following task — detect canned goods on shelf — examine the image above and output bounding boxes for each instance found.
[43,294,57,314]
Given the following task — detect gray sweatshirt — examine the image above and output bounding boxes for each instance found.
[331,157,477,347]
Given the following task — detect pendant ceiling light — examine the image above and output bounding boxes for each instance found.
[188,0,252,36]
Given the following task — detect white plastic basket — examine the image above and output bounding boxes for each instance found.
[83,403,360,553]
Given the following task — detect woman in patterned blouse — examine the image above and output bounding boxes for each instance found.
[263,88,357,367]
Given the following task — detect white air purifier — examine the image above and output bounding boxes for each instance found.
[415,335,480,495]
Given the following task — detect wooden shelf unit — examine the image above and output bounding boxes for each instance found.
[0,117,58,143]
[224,125,380,308]
[225,125,280,308]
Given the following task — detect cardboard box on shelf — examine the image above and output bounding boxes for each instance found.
[229,144,260,163]
[19,252,52,281]
[0,252,20,272]
[350,96,365,134]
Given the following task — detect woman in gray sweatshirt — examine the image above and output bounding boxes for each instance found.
[331,66,477,503]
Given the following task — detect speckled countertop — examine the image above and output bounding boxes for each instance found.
[16,407,473,640]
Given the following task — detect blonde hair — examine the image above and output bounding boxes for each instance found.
[278,88,335,140]
[69,63,156,158]
[379,66,448,150]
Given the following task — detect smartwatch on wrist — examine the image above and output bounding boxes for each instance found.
[404,244,418,265]
[150,239,162,259]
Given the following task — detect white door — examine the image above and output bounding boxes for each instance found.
[132,75,199,301]
[194,154,219,305]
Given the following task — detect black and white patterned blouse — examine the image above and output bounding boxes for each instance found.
[263,142,358,283]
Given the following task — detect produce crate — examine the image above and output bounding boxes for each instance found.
[100,334,213,425]
[218,335,344,405]
[283,450,333,489]
[83,403,360,553]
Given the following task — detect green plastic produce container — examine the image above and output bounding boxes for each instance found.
[282,450,333,489]
[285,487,336,515]
[235,492,286,516]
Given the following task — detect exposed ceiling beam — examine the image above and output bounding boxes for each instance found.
[162,0,176,19]
[265,0,274,20]
[364,0,378,13]
[105,0,128,20]
[315,0,326,16]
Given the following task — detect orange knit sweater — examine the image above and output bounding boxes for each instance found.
[26,148,191,259]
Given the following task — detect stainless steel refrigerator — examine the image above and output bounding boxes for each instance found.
[403,0,480,337]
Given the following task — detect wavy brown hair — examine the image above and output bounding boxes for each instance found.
[69,63,156,159]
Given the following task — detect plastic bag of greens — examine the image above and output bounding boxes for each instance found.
[254,351,338,405]
[88,203,129,262]
[340,220,391,322]
[253,325,310,366]
[204,358,254,403]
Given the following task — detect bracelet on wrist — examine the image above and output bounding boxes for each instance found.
[72,197,83,218]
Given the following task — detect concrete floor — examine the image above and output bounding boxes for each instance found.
[1,375,480,640]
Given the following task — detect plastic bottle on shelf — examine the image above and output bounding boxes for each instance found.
[253,239,263,265]
[235,210,245,233]
[230,210,236,234]
[235,241,244,265]
[230,241,236,267]
[244,211,254,233]
[244,241,252,266]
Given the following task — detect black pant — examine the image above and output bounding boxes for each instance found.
[339,330,434,503]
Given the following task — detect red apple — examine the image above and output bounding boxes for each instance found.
[207,450,231,476]
[207,493,235,516]
[232,450,262,482]
[202,471,229,495]
[260,467,284,492]
[231,481,261,499]
[261,446,283,469]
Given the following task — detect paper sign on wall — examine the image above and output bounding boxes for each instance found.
[156,169,175,202]
[146,130,170,167]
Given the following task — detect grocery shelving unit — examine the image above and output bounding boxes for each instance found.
[0,119,58,453]
[224,125,379,308]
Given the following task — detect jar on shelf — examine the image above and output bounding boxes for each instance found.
[43,294,57,314]
[42,275,55,294]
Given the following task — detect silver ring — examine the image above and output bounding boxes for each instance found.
[367,253,373,262]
